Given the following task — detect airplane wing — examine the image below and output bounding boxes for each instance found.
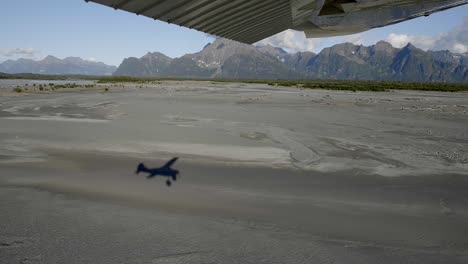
[86,0,468,44]
[163,157,179,168]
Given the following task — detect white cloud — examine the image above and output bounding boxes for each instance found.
[384,16,468,53]
[86,57,97,62]
[453,43,468,53]
[0,48,43,63]
[433,16,468,53]
[255,30,323,53]
[340,33,369,46]
[255,16,467,55]
[0,48,39,58]
[385,33,436,49]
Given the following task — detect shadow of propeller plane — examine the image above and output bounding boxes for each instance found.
[136,157,179,186]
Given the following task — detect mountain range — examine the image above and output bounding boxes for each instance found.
[0,56,116,76]
[1,39,467,82]
[114,38,468,82]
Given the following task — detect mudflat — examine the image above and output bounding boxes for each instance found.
[1,81,467,263]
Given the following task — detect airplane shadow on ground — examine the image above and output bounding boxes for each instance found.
[135,157,179,187]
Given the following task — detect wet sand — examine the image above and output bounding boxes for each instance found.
[1,81,468,263]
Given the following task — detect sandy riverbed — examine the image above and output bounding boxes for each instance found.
[1,81,467,263]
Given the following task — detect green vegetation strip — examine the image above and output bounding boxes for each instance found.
[267,80,468,92]
[97,76,468,92]
[3,72,467,92]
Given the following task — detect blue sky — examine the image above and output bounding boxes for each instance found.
[1,0,467,66]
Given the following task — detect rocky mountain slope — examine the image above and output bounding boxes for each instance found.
[114,38,467,82]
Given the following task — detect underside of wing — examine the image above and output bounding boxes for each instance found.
[86,0,468,44]
[87,0,292,44]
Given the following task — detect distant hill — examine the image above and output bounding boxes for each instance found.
[0,56,116,76]
[114,38,468,82]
